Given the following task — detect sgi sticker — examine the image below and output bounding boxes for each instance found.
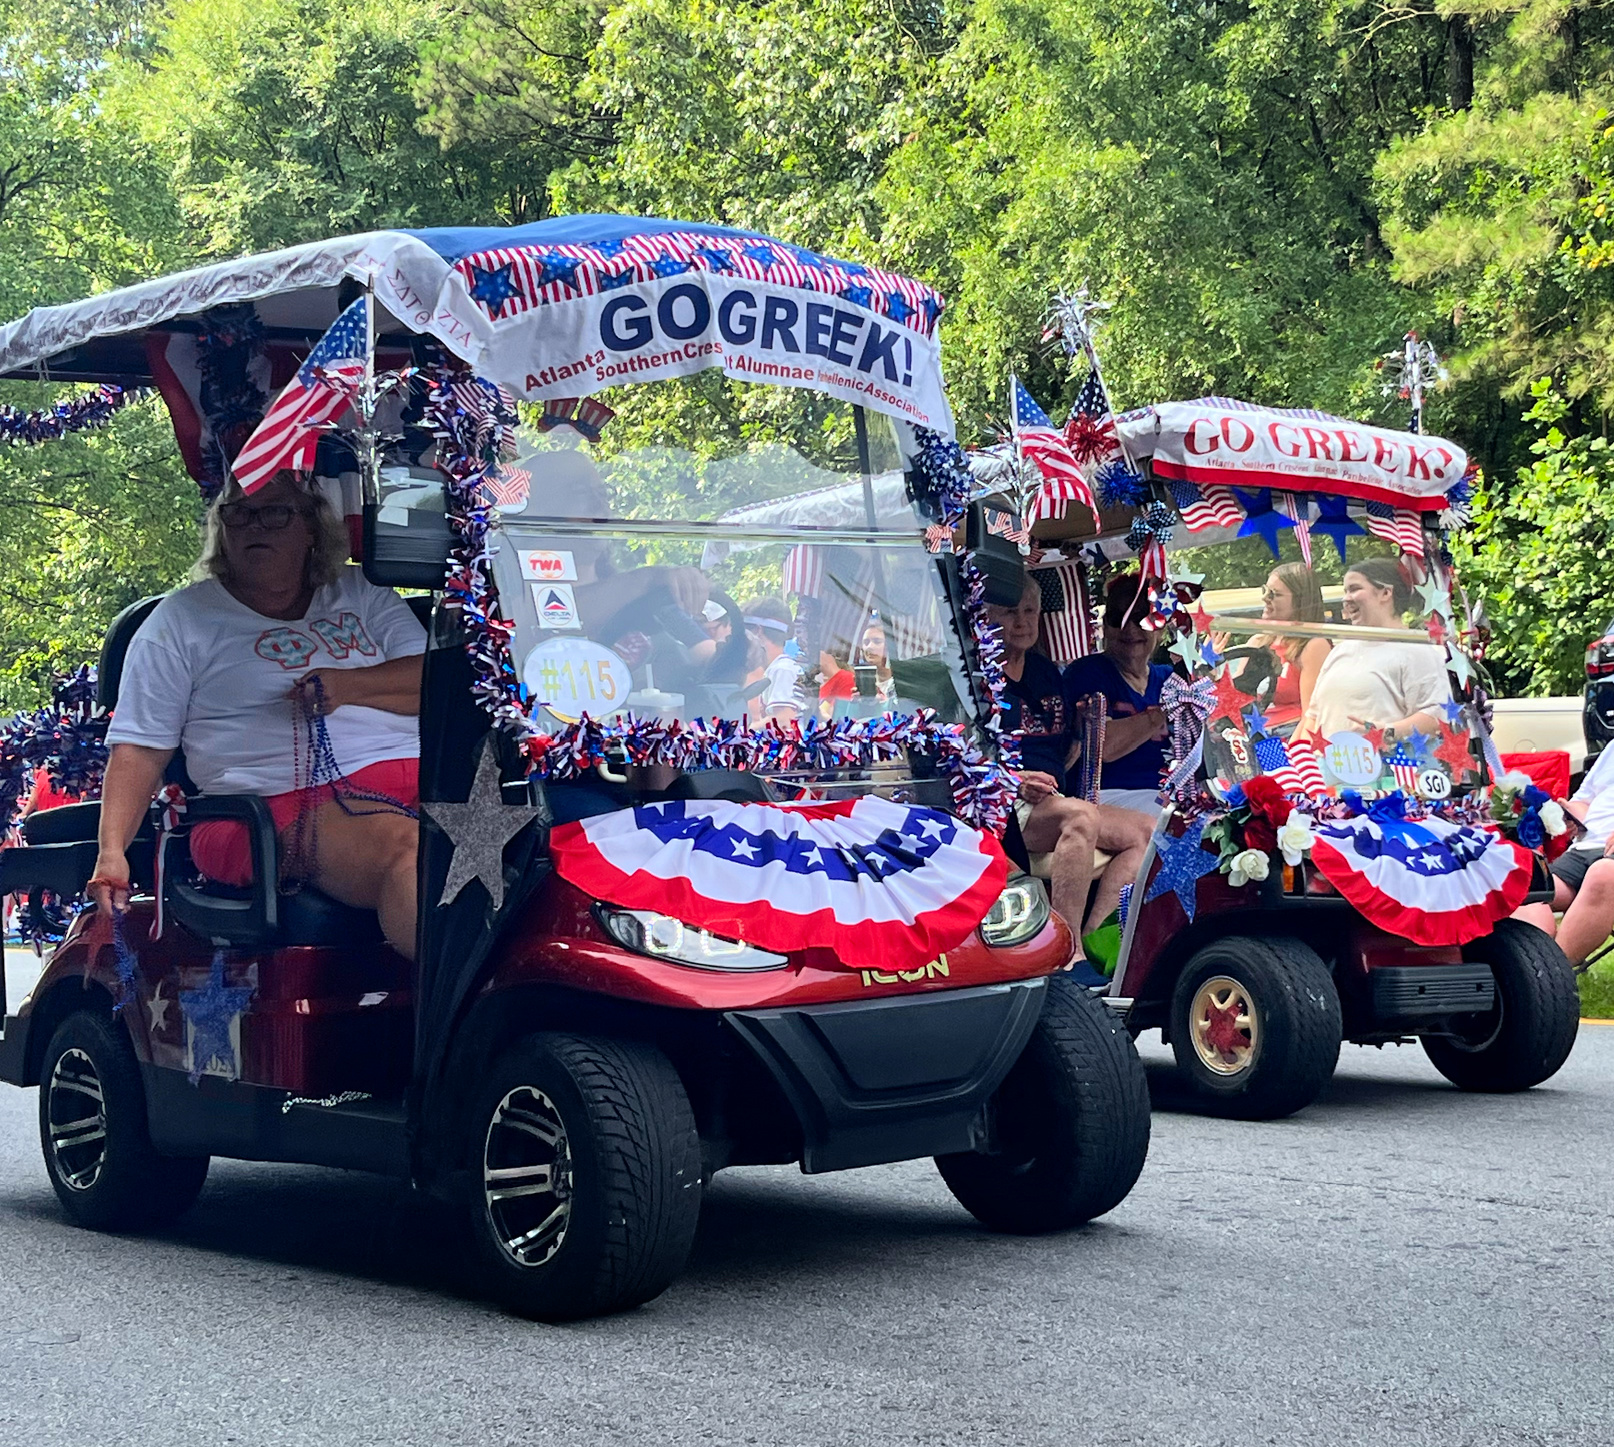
[1417,767,1452,800]
[533,583,578,630]
[519,549,576,582]
[522,638,632,723]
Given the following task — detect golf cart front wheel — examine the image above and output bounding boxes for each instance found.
[1169,936,1341,1120]
[38,1009,209,1231]
[1421,919,1580,1092]
[461,1031,702,1321]
[935,976,1150,1232]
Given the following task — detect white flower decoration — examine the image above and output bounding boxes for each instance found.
[1539,799,1567,837]
[1495,771,1532,796]
[1277,816,1316,866]
[1228,848,1271,887]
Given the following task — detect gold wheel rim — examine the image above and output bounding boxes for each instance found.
[1190,975,1259,1076]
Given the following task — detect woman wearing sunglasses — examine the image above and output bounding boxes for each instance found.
[88,471,426,960]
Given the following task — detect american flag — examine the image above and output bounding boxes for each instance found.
[1267,732,1326,795]
[482,465,532,509]
[1280,493,1313,565]
[982,505,1030,548]
[1032,561,1094,664]
[1168,475,1244,533]
[233,298,368,493]
[1362,501,1426,559]
[783,545,824,600]
[1011,376,1099,526]
[1385,740,1422,795]
[1061,371,1118,467]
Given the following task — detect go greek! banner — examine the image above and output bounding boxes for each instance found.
[551,796,1009,972]
[1118,398,1468,510]
[354,218,955,435]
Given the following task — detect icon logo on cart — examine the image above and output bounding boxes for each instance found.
[859,957,949,988]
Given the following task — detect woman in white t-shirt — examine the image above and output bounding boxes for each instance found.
[89,471,427,960]
[1301,556,1450,742]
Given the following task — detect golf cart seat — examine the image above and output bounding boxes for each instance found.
[85,592,433,950]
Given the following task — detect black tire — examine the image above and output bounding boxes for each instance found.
[38,1009,209,1231]
[1422,918,1580,1092]
[935,977,1151,1232]
[1168,936,1342,1120]
[461,1032,702,1321]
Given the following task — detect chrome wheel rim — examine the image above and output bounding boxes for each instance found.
[47,1048,108,1191]
[1190,975,1260,1076]
[483,1086,573,1269]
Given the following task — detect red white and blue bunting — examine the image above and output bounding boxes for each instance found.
[550,796,1010,972]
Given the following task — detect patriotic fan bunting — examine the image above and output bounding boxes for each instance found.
[1308,805,1533,946]
[550,796,1011,972]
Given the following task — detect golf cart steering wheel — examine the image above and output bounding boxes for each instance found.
[1219,645,1281,705]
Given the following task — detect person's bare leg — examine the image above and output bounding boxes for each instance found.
[1552,860,1614,966]
[1021,796,1099,948]
[301,803,420,961]
[1513,876,1572,939]
[1084,805,1154,935]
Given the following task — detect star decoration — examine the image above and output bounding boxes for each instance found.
[468,261,522,317]
[730,836,759,860]
[1199,637,1223,668]
[148,981,171,1033]
[535,252,582,290]
[1243,700,1270,735]
[840,261,869,277]
[1441,700,1468,728]
[593,238,628,258]
[1401,729,1436,764]
[1209,666,1247,723]
[743,242,779,268]
[596,268,637,291]
[650,254,690,278]
[696,247,736,272]
[841,283,873,308]
[423,739,546,913]
[1143,819,1221,923]
[1415,572,1452,621]
[1191,603,1215,634]
[1169,631,1204,671]
[885,292,915,326]
[1362,724,1388,755]
[1310,496,1364,564]
[1446,644,1476,687]
[1232,487,1297,557]
[800,844,824,868]
[1168,566,1207,592]
[920,296,943,328]
[1427,612,1447,646]
[1433,723,1475,778]
[180,951,255,1086]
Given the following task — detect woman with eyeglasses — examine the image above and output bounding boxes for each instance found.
[1251,562,1331,730]
[88,471,427,960]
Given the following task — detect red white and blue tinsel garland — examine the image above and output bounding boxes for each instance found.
[0,386,144,447]
[0,665,106,825]
[426,368,1020,833]
[551,795,1010,971]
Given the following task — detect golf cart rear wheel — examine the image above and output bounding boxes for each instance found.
[1421,919,1580,1092]
[38,1009,209,1231]
[1169,936,1341,1120]
[935,976,1150,1232]
[462,1031,702,1321]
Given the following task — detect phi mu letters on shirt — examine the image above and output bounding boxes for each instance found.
[253,612,379,670]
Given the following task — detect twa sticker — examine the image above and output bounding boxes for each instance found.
[519,549,576,582]
[533,583,578,630]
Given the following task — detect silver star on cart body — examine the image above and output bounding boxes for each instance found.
[422,741,544,912]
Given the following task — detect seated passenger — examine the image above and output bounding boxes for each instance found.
[1301,557,1449,741]
[987,577,1151,957]
[1061,572,1171,820]
[742,598,803,722]
[89,471,426,960]
[1516,746,1614,968]
[1248,562,1331,731]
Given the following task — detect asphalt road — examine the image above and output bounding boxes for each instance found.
[1,950,1610,1447]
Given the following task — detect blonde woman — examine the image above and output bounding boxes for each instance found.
[1252,561,1331,730]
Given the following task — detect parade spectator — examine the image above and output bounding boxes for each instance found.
[1302,557,1448,740]
[1061,572,1172,818]
[743,597,803,721]
[1516,745,1614,967]
[987,577,1151,966]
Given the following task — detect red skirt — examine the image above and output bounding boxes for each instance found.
[188,757,420,887]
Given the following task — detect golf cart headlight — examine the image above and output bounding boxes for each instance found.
[597,907,788,972]
[979,878,1049,948]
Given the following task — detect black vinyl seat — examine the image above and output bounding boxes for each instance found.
[85,590,432,951]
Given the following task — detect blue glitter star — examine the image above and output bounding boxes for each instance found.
[650,253,690,277]
[696,246,736,272]
[1243,700,1270,735]
[596,267,637,291]
[180,951,255,1086]
[534,252,582,290]
[1199,637,1223,667]
[742,241,779,268]
[885,292,915,326]
[592,238,628,258]
[1143,818,1221,923]
[920,296,943,328]
[468,261,522,316]
[1232,487,1296,557]
[1441,700,1468,727]
[1311,495,1364,564]
[841,283,873,309]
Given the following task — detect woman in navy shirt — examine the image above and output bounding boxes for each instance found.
[1062,572,1172,819]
